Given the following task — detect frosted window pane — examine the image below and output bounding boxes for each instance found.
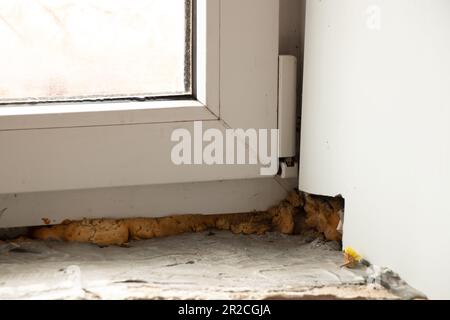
[0,0,191,103]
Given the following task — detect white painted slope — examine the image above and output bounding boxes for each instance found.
[300,0,450,299]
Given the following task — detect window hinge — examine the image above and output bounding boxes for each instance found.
[277,55,298,179]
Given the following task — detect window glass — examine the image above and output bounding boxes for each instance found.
[0,0,192,104]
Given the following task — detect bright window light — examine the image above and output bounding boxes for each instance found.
[0,0,192,104]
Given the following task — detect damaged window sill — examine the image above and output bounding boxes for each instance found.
[0,231,397,300]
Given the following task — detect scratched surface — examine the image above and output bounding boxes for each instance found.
[0,231,398,300]
[0,0,189,103]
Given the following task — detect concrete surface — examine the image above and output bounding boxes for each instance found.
[0,231,397,300]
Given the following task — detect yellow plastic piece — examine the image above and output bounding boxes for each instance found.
[342,247,362,268]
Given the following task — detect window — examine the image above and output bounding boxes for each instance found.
[0,0,192,104]
[0,0,280,197]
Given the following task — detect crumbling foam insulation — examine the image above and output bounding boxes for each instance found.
[22,191,344,246]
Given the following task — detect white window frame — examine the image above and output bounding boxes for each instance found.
[0,0,280,194]
[0,0,219,129]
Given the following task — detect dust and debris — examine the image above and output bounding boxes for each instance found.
[366,266,427,300]
[308,238,341,251]
[42,218,51,225]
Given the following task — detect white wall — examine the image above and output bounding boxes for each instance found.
[300,0,450,299]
